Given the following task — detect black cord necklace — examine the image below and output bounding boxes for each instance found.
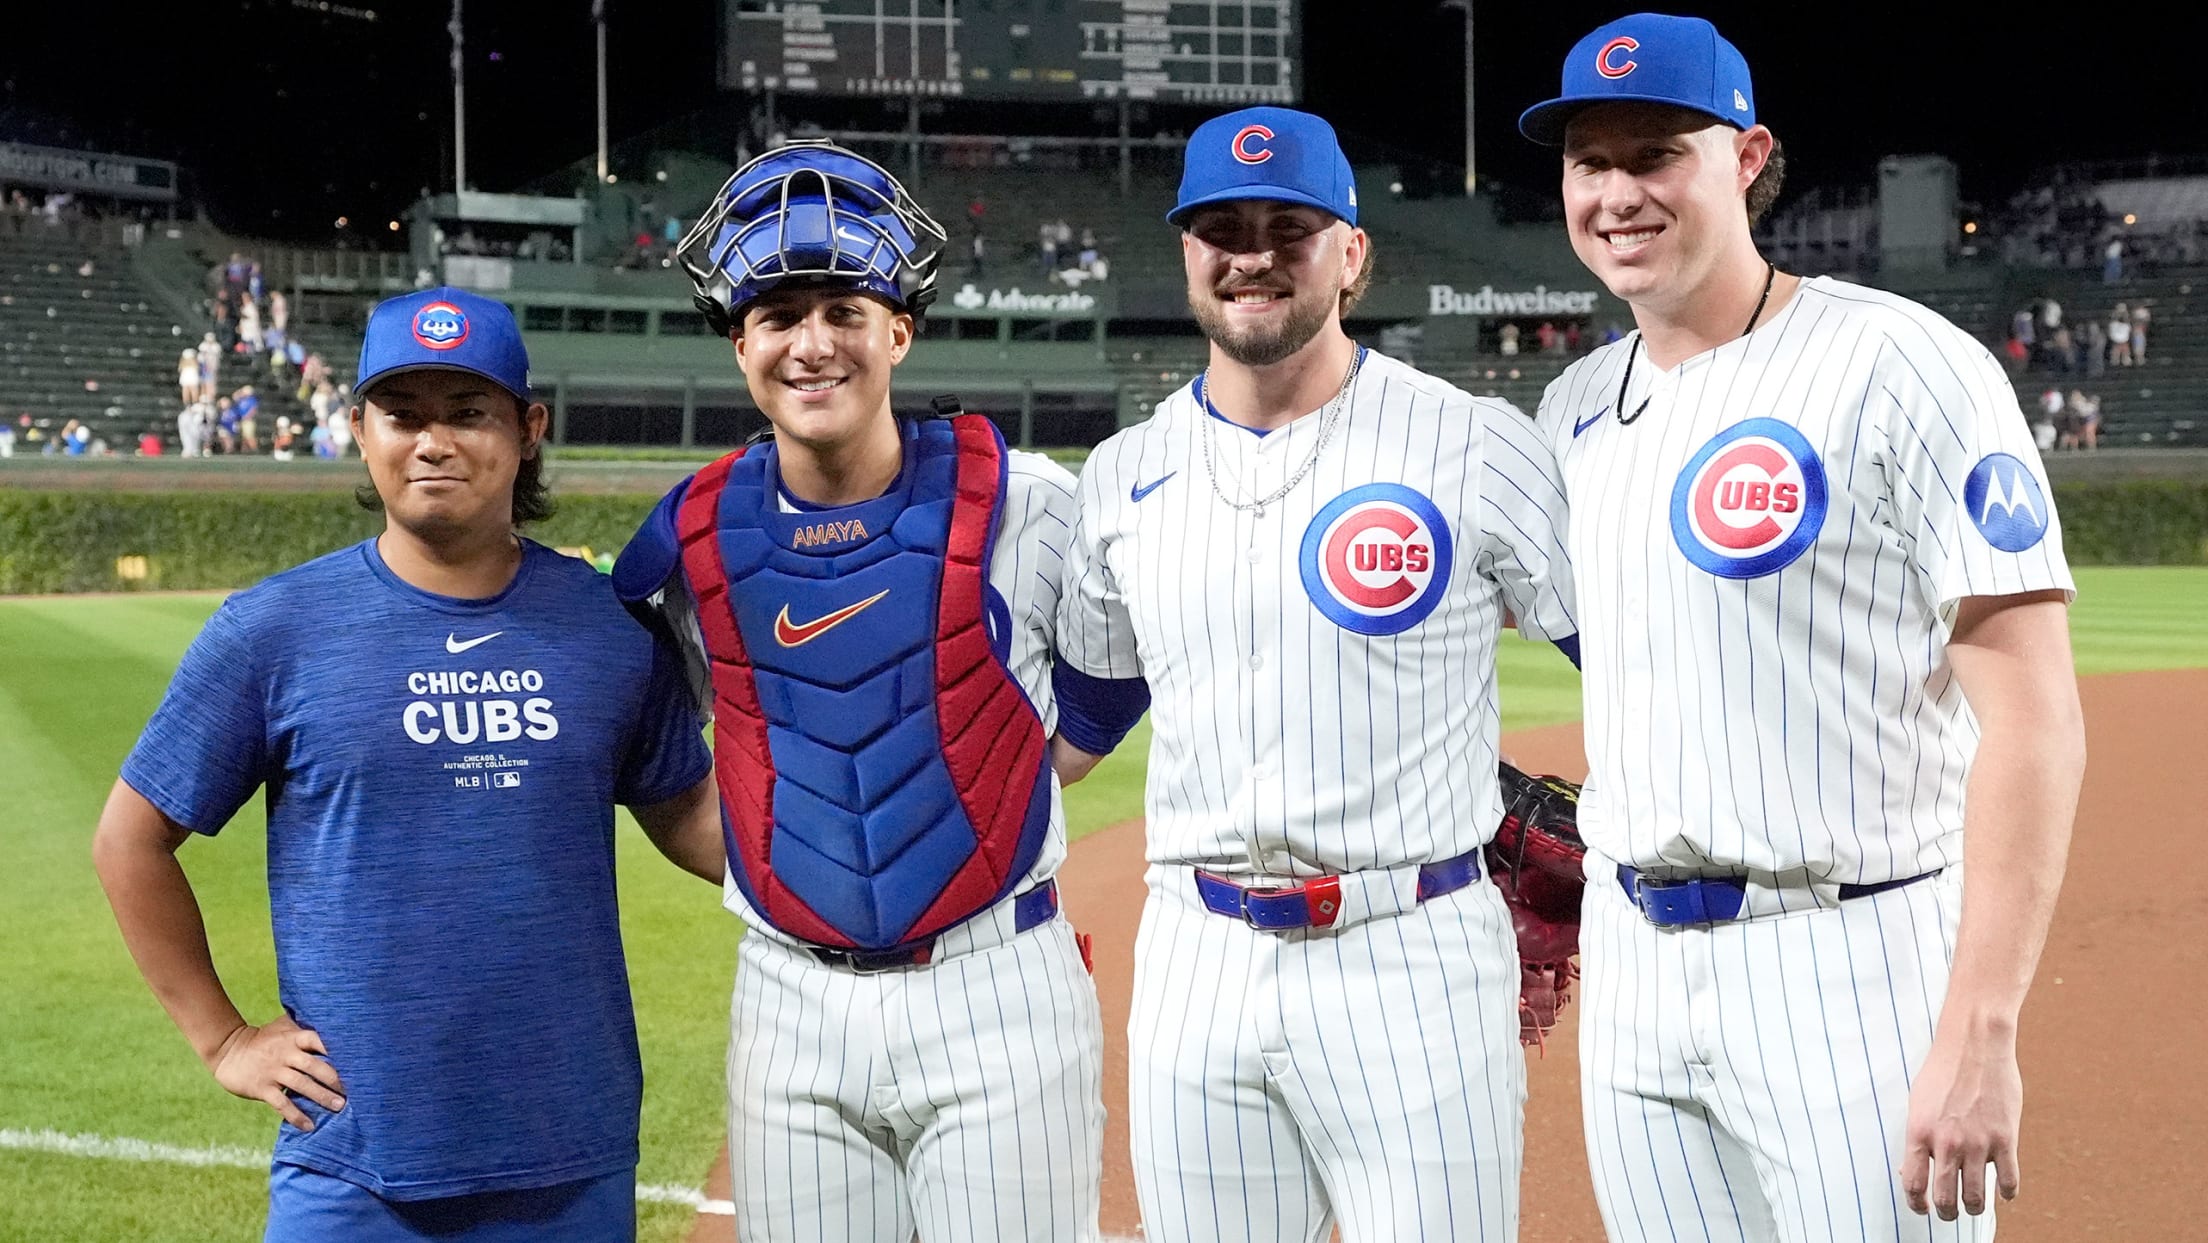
[1615,260,1779,427]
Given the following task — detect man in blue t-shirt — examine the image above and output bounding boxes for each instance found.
[92,287,721,1243]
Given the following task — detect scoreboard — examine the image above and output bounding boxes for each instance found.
[721,1,1298,104]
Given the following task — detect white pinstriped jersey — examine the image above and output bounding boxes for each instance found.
[1535,275,2075,885]
[659,446,1081,939]
[1061,347,1579,875]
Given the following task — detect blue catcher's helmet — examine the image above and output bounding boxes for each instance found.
[677,140,947,336]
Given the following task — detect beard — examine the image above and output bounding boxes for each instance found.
[1189,281,1336,368]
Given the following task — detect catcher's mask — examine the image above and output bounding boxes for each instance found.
[677,140,946,337]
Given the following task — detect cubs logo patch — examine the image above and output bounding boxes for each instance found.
[1669,418,1827,579]
[1963,453,2049,552]
[1299,484,1454,636]
[412,301,470,351]
[1231,123,1275,164]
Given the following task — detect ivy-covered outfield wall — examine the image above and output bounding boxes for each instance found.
[1,480,2204,595]
[0,492,659,595]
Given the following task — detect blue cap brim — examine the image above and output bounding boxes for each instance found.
[1167,184,1350,229]
[1518,94,1744,146]
[358,362,531,404]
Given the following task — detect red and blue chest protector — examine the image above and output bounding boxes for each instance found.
[616,415,1052,950]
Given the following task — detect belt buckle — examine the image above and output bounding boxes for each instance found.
[1236,881,1296,929]
[814,944,928,974]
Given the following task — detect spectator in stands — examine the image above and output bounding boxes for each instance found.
[1566,321,1584,353]
[234,386,262,454]
[329,385,354,458]
[177,401,204,458]
[138,428,165,456]
[247,259,263,304]
[197,334,222,403]
[310,417,334,459]
[239,298,265,357]
[967,230,986,277]
[1038,220,1059,276]
[2067,389,2102,450]
[2083,318,2107,376]
[1499,322,1521,356]
[2103,235,2124,283]
[2108,303,2134,366]
[2,189,28,234]
[1535,320,1560,354]
[2040,386,2065,444]
[2028,399,2057,453]
[271,416,296,462]
[0,417,13,458]
[269,290,288,336]
[2048,323,2077,374]
[214,397,239,455]
[2001,332,2028,374]
[60,419,87,456]
[178,348,202,406]
[2132,304,2151,363]
[298,351,329,402]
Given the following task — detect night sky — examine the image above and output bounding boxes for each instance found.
[2,1,2197,242]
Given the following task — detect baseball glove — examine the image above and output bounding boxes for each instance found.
[1485,763,1587,1050]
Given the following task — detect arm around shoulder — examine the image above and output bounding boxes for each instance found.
[631,775,727,884]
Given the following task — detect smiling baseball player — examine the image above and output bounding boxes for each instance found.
[612,140,1103,1242]
[1055,106,1581,1243]
[1520,14,2085,1241]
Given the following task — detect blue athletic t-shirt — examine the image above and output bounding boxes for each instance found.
[121,538,711,1200]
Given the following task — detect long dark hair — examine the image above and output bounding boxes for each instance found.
[352,397,555,527]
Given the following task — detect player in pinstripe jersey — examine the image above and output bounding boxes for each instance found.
[1519,15,2086,1242]
[612,142,1104,1242]
[1054,107,1581,1243]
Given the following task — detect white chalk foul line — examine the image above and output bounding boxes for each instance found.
[0,1128,734,1216]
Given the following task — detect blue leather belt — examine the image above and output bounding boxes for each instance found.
[1196,849,1482,931]
[807,880,1059,972]
[1616,866,1938,927]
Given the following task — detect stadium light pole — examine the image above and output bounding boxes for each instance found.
[594,0,610,183]
[1452,0,1475,196]
[450,0,467,194]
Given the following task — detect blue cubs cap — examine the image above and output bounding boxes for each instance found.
[1518,13,1756,146]
[355,286,532,403]
[1169,106,1357,228]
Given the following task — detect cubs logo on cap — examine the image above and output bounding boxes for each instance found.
[1964,453,2050,552]
[1669,419,1827,578]
[356,286,532,402]
[1299,483,1454,635]
[412,302,470,351]
[1171,106,1358,227]
[1519,13,1757,145]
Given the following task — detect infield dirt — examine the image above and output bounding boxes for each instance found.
[688,668,2204,1242]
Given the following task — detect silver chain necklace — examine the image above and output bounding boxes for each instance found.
[1197,347,1365,520]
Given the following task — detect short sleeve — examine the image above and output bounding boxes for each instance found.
[119,603,270,835]
[615,635,713,807]
[1473,400,1580,641]
[1874,331,2075,612]
[1056,452,1143,679]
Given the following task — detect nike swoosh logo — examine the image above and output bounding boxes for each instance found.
[446,631,503,654]
[836,226,872,246]
[1572,406,1609,438]
[1130,472,1176,502]
[773,589,891,648]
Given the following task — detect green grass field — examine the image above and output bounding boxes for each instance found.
[2,567,2201,1242]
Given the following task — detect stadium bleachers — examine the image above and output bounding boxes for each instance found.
[1911,266,2207,446]
[0,227,188,447]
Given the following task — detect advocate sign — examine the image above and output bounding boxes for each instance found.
[1428,284,1599,317]
[948,283,1098,316]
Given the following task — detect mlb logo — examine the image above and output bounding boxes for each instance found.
[493,771,522,789]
